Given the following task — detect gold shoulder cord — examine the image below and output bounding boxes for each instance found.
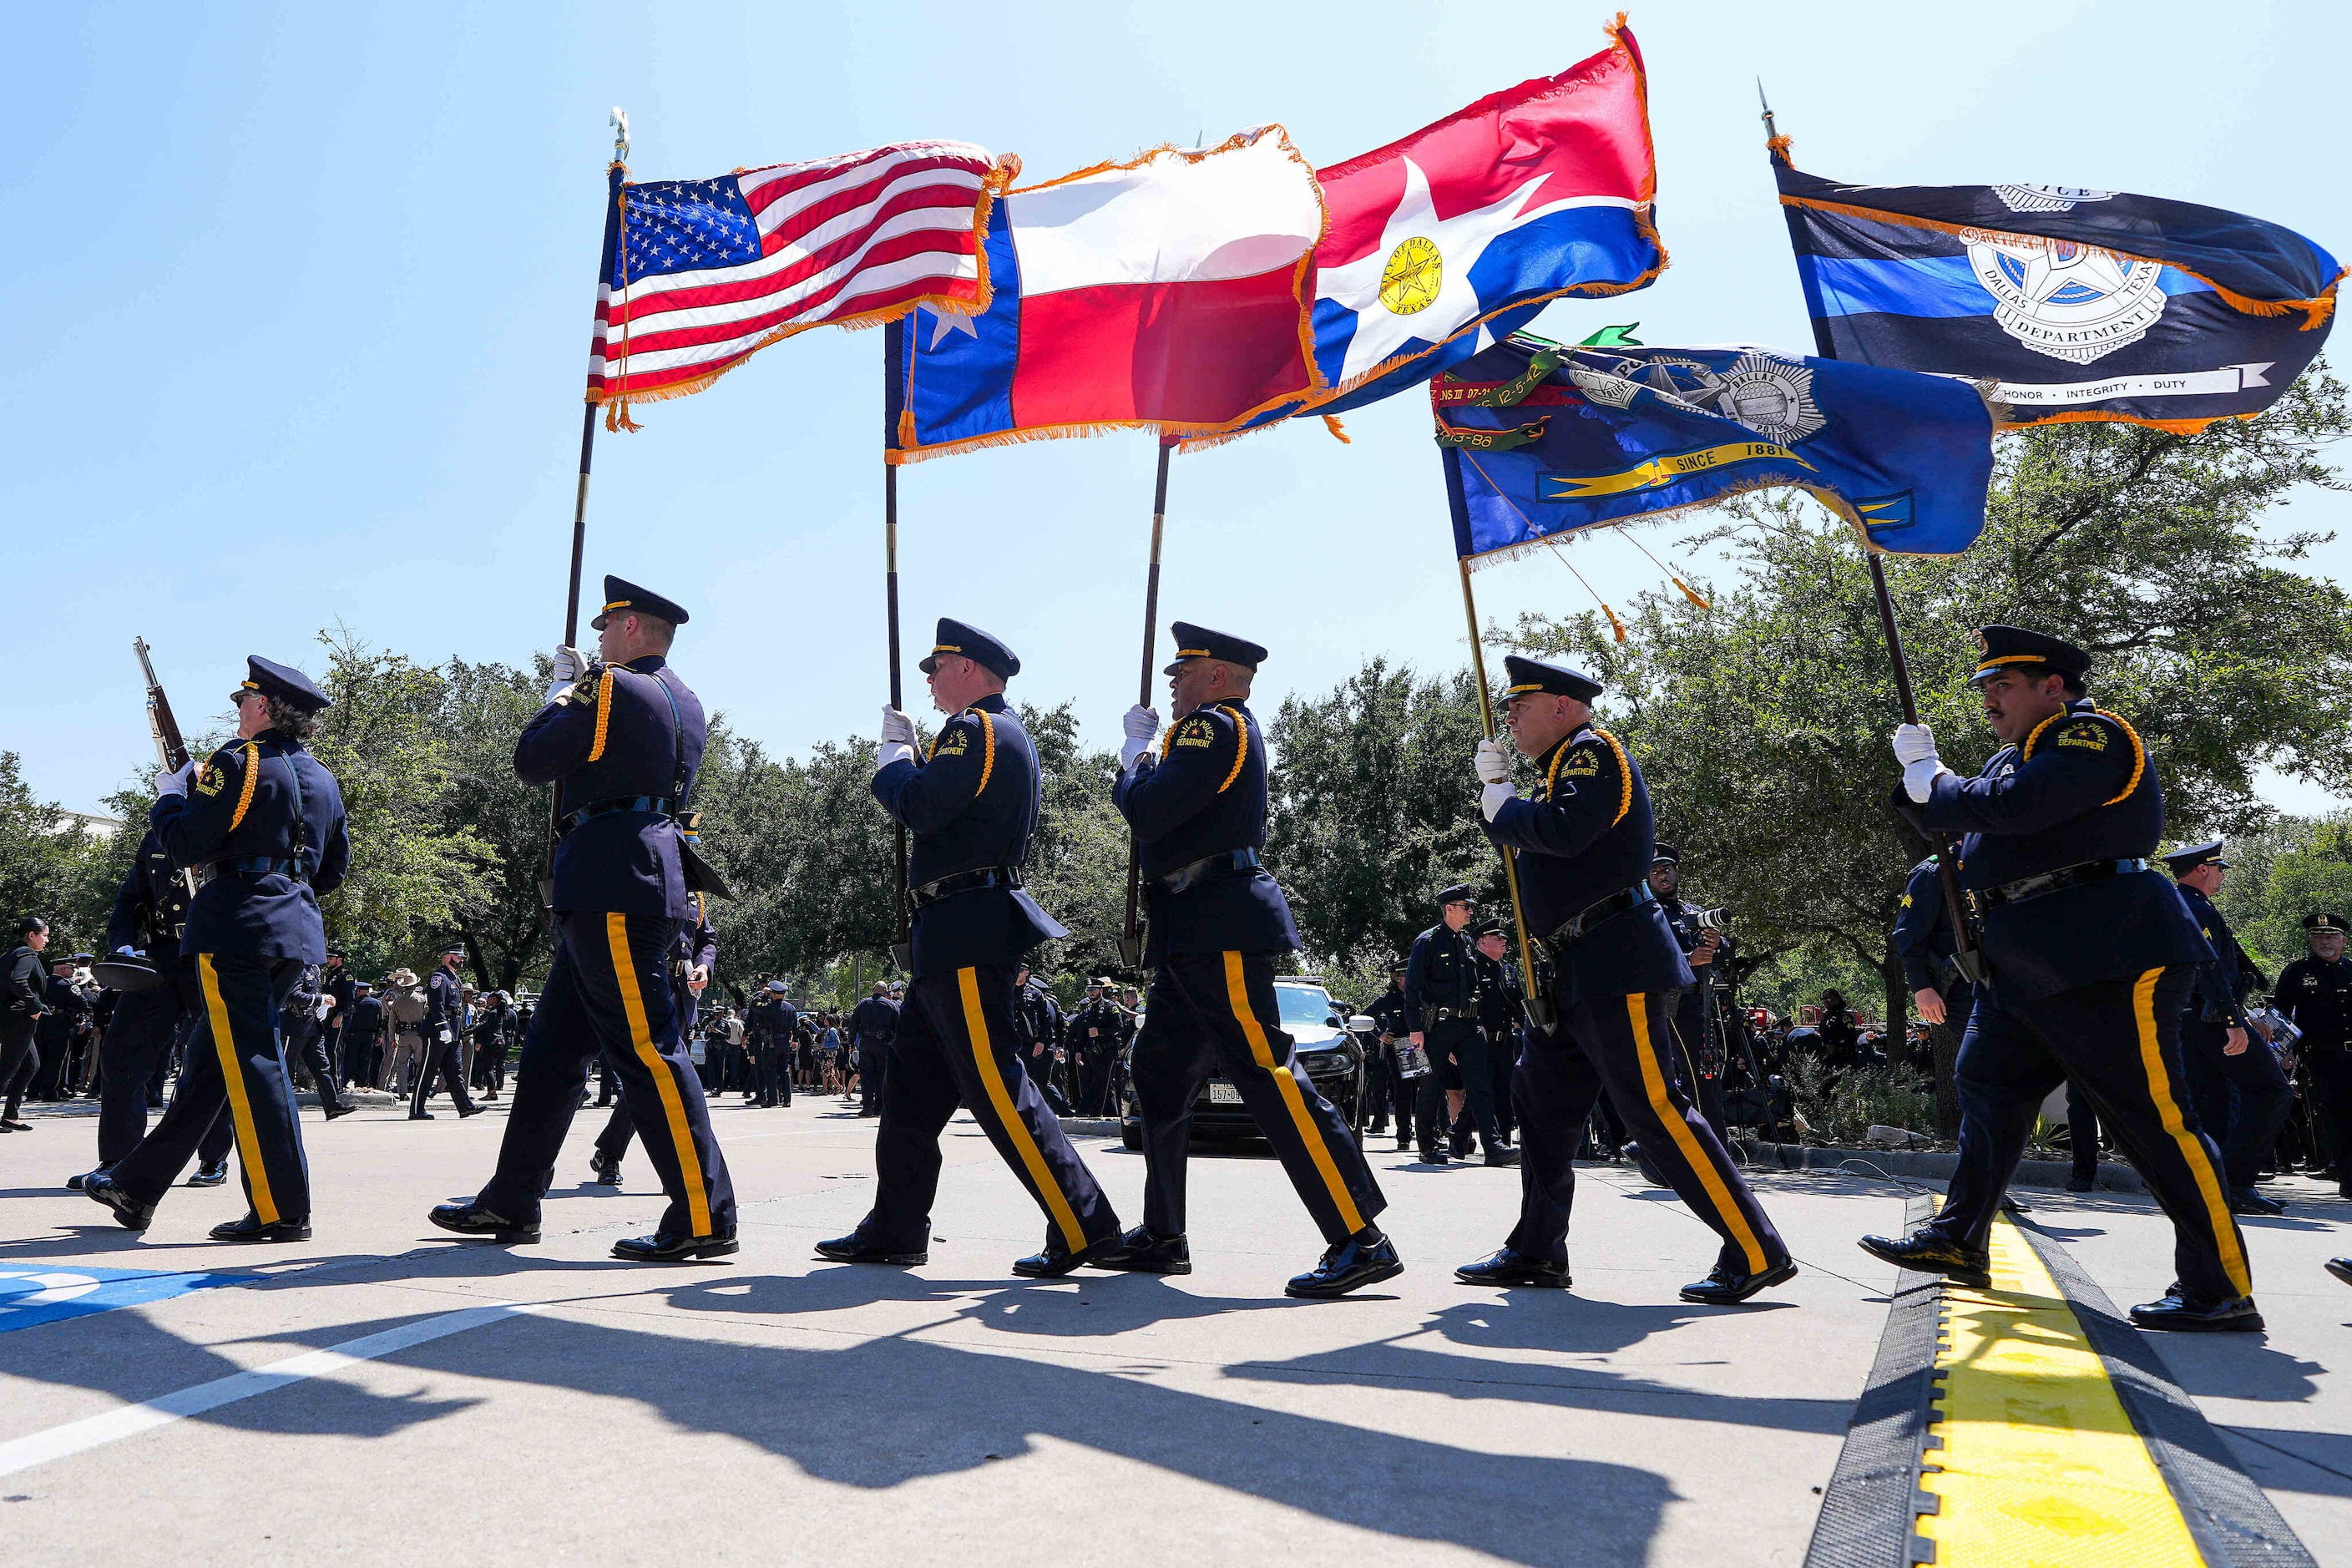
[1213,705,1250,794]
[1543,730,1631,827]
[227,743,262,832]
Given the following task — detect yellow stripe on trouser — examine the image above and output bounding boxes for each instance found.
[1627,994,1764,1274]
[605,913,711,1238]
[1223,951,1364,1237]
[2132,965,2251,1298]
[959,967,1087,1252]
[197,953,276,1225]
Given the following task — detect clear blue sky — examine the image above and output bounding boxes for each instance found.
[9,2,2346,817]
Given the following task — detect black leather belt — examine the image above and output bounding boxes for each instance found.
[1153,847,1262,898]
[1980,857,2148,909]
[210,856,306,879]
[910,865,1021,909]
[1545,881,1655,948]
[560,795,676,833]
[1424,1006,1472,1022]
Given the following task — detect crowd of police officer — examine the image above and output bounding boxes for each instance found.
[19,590,2352,1305]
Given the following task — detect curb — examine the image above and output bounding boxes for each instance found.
[1734,1137,2148,1194]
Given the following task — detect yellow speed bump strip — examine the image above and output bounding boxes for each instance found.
[1920,1214,2202,1564]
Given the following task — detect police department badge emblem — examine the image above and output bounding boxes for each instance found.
[1963,232,2165,364]
[1716,353,1825,444]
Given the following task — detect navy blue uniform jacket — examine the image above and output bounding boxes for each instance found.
[872,694,1065,978]
[346,994,385,1039]
[519,654,705,919]
[1892,856,1962,994]
[1481,726,1691,1008]
[849,994,901,1045]
[2176,886,2253,1029]
[1404,923,1479,1033]
[107,825,195,968]
[1913,701,2209,1004]
[1113,700,1300,964]
[154,730,350,964]
[425,966,465,1037]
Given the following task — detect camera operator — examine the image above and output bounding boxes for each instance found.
[1649,846,1735,1142]
[1367,963,1412,1151]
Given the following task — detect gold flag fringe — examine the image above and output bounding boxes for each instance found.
[1323,415,1350,443]
[1621,529,1710,609]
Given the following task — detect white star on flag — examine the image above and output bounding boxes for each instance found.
[1318,157,1634,386]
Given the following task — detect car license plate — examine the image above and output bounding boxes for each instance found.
[1206,1081,1242,1105]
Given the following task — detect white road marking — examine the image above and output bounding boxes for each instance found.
[0,1299,538,1478]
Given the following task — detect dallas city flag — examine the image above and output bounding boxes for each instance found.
[1311,17,1662,417]
[1436,336,1995,564]
[888,128,1324,459]
[1773,147,2341,432]
[589,141,1015,427]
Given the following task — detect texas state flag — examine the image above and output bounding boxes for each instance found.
[889,128,1324,460]
[1308,21,1663,417]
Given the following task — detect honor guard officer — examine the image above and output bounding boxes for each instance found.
[432,576,737,1261]
[411,944,480,1120]
[818,619,1124,1276]
[2162,841,2292,1216]
[2276,913,2352,1200]
[1864,626,2259,1331]
[87,656,351,1241]
[1407,885,1514,1166]
[1096,623,1397,1299]
[1456,656,1794,1303]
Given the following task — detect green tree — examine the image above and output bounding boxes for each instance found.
[0,752,107,948]
[438,656,558,992]
[1020,700,1127,984]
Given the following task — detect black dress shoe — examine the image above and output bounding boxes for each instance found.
[589,1153,623,1186]
[1419,1148,1449,1166]
[1682,1257,1798,1305]
[409,1110,435,1120]
[1011,1230,1121,1278]
[210,1212,312,1242]
[1454,1246,1570,1288]
[1086,1226,1191,1276]
[1286,1230,1404,1299]
[323,1103,357,1120]
[1485,1147,1522,1167]
[2325,1258,2352,1288]
[428,1199,540,1242]
[813,1232,927,1266]
[1859,1228,1991,1287]
[2066,1175,2095,1192]
[83,1171,154,1231]
[2130,1290,2264,1333]
[67,1169,99,1191]
[458,1106,483,1120]
[2228,1187,2285,1217]
[614,1230,739,1262]
[1393,1137,1412,1152]
[187,1162,230,1187]
[0,1118,30,1132]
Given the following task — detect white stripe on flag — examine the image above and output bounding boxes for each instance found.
[741,144,991,241]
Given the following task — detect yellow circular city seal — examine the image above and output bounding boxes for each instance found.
[1378,236,1442,316]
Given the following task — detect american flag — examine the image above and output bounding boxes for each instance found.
[587,141,1014,420]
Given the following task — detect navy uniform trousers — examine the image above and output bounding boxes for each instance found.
[96,965,230,1168]
[2181,1018,2293,1190]
[1132,951,1386,1246]
[111,955,310,1223]
[1512,990,1788,1277]
[592,994,701,1166]
[478,913,734,1240]
[861,962,1118,1256]
[1930,967,2253,1304]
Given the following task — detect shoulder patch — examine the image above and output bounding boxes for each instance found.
[193,762,226,797]
[1560,745,1602,777]
[1174,716,1216,748]
[933,727,969,756]
[2053,721,2110,751]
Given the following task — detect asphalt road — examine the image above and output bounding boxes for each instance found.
[0,1092,2344,1565]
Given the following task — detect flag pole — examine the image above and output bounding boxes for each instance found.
[545,112,630,904]
[1457,557,1554,1029]
[1117,440,1175,969]
[884,325,912,969]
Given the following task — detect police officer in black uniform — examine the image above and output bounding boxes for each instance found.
[848,981,898,1116]
[1863,626,2258,1331]
[1094,623,1396,1299]
[2276,913,2352,1198]
[1457,657,1794,1303]
[1470,922,1523,1147]
[343,979,383,1089]
[432,577,737,1261]
[1893,850,1975,1141]
[1367,963,1411,1147]
[2,918,52,1132]
[1066,979,1123,1118]
[2162,841,2291,1216]
[1010,964,1072,1115]
[1650,845,1737,1144]
[281,961,351,1120]
[744,980,796,1112]
[1407,886,1515,1166]
[87,656,351,1240]
[818,619,1122,1276]
[410,944,480,1120]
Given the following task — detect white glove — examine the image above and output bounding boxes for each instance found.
[1474,736,1511,785]
[1891,723,1939,767]
[545,644,592,705]
[1480,781,1516,822]
[880,706,917,746]
[1119,705,1161,771]
[114,945,140,959]
[155,760,195,797]
[1903,757,1945,803]
[874,741,915,774]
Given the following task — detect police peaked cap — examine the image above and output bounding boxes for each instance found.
[235,655,332,712]
[1500,654,1602,704]
[1436,882,1478,906]
[1651,842,1680,867]
[1470,920,1504,938]
[1970,625,2090,684]
[1389,957,1410,973]
[2304,913,2349,933]
[920,617,1019,679]
[592,574,690,631]
[2160,839,2228,876]
[1165,621,1267,675]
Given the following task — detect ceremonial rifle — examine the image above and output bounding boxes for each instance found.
[131,636,200,902]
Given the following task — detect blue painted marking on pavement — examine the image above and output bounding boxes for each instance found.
[0,1266,252,1332]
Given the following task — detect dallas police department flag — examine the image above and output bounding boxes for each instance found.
[888,128,1324,460]
[1435,336,1995,564]
[1310,17,1662,417]
[588,142,1015,425]
[1773,149,2342,432]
